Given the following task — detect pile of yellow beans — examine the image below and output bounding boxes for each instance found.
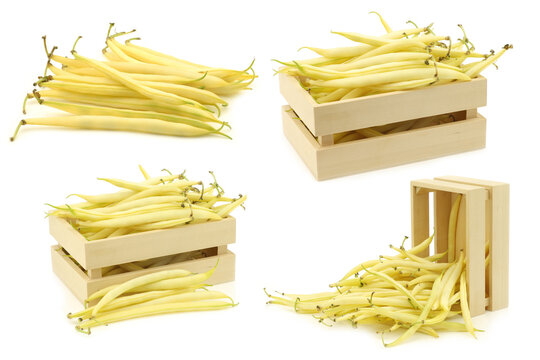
[277,13,511,103]
[267,196,484,346]
[69,267,235,334]
[48,165,246,240]
[13,24,256,140]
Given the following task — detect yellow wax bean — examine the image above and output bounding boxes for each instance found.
[79,208,221,228]
[12,116,219,141]
[310,68,470,88]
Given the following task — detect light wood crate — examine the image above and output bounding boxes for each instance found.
[411,176,509,317]
[50,215,236,303]
[280,73,488,180]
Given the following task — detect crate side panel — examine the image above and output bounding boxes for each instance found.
[316,116,486,180]
[411,185,430,258]
[489,185,510,310]
[85,217,236,269]
[313,77,487,136]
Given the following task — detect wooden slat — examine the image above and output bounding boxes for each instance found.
[411,184,430,258]
[413,179,488,197]
[465,188,487,317]
[315,116,486,180]
[50,216,236,269]
[279,73,487,137]
[435,176,507,189]
[488,184,510,310]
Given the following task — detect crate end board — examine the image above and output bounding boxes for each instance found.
[51,246,236,304]
[50,215,236,270]
[51,245,91,302]
[282,106,486,180]
[49,215,89,269]
[410,177,509,316]
[282,106,320,178]
[279,73,487,136]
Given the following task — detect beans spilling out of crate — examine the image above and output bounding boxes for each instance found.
[69,267,235,334]
[276,13,511,104]
[12,23,256,140]
[48,166,246,241]
[266,196,486,346]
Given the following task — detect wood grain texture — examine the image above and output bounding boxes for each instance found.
[465,188,487,317]
[282,106,487,180]
[316,116,486,180]
[279,73,487,136]
[50,216,236,269]
[489,184,509,310]
[412,179,488,197]
[411,185,430,258]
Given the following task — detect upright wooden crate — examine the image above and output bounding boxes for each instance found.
[50,215,236,303]
[280,73,487,180]
[410,176,509,317]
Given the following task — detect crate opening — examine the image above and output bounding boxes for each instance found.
[432,190,491,304]
[333,111,468,144]
[412,178,492,317]
[57,246,221,278]
[286,107,473,146]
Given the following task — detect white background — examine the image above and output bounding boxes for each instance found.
[1,0,537,357]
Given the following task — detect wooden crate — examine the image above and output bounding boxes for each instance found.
[411,176,509,317]
[280,73,487,180]
[50,215,236,303]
